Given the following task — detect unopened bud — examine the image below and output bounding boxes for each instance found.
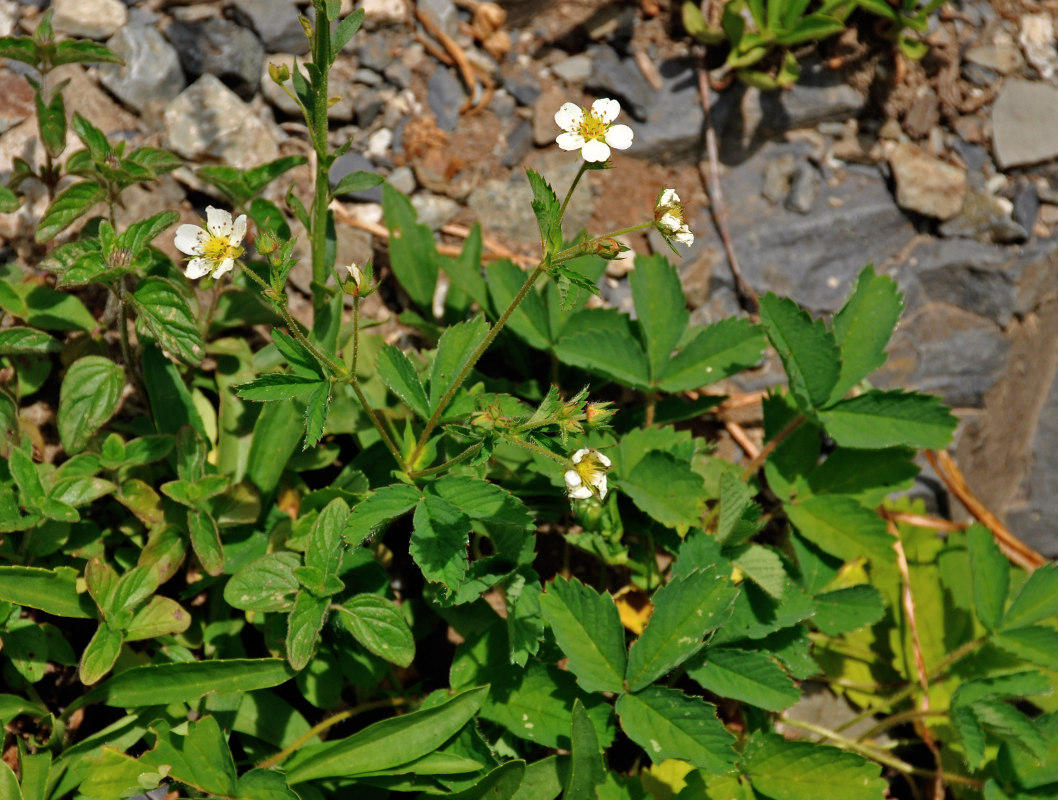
[346,263,363,291]
[585,402,616,428]
[595,237,628,261]
[109,247,131,270]
[257,231,278,254]
[268,62,290,84]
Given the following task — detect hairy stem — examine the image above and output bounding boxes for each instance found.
[309,0,333,313]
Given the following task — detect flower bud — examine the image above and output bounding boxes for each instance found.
[268,62,290,84]
[585,402,616,428]
[595,237,628,261]
[256,230,278,254]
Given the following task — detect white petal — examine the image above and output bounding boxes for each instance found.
[211,257,235,279]
[184,257,212,279]
[556,131,585,151]
[593,475,608,499]
[596,452,611,467]
[581,138,611,162]
[604,124,634,151]
[568,482,593,500]
[659,188,679,207]
[591,98,620,123]
[675,227,695,246]
[554,102,583,131]
[174,224,208,255]
[230,214,248,246]
[660,213,681,232]
[572,448,590,463]
[206,206,234,238]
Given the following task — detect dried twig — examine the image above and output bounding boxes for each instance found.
[411,1,492,114]
[725,420,759,459]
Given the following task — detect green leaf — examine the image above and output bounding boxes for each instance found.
[626,566,738,692]
[992,625,1058,669]
[526,168,562,253]
[377,345,429,418]
[827,265,904,403]
[742,732,887,800]
[285,686,488,783]
[0,566,96,618]
[285,591,329,671]
[244,399,300,497]
[616,687,737,772]
[244,154,309,195]
[731,544,787,598]
[72,112,111,161]
[51,39,122,66]
[22,284,96,331]
[383,183,438,310]
[224,552,301,612]
[236,373,324,401]
[142,345,207,438]
[539,576,626,694]
[333,169,383,197]
[658,317,766,393]
[132,277,204,365]
[9,445,46,507]
[36,87,66,160]
[120,210,180,260]
[302,380,332,449]
[786,495,893,564]
[188,509,224,576]
[441,223,490,312]
[36,182,105,243]
[486,258,551,349]
[555,309,650,390]
[967,524,1009,631]
[1000,563,1058,630]
[344,484,421,547]
[334,594,415,667]
[629,253,688,383]
[140,716,236,797]
[818,390,956,450]
[566,699,605,798]
[429,316,490,414]
[80,625,123,685]
[0,278,27,316]
[305,497,350,577]
[758,293,840,413]
[0,185,18,214]
[620,450,705,531]
[124,596,190,641]
[0,36,37,66]
[805,447,917,504]
[57,356,124,454]
[997,710,1058,790]
[688,647,799,711]
[411,495,470,592]
[717,472,754,546]
[235,769,300,800]
[332,7,365,53]
[811,585,885,635]
[90,659,296,707]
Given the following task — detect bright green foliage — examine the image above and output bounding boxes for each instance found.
[741,732,888,799]
[687,647,800,711]
[540,576,627,693]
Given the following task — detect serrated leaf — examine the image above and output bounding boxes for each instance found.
[731,544,787,598]
[305,497,349,577]
[967,524,1009,631]
[383,183,438,310]
[334,594,414,667]
[743,733,886,800]
[526,168,562,253]
[441,223,490,312]
[429,316,490,414]
[974,702,1048,762]
[992,625,1058,669]
[621,450,705,531]
[302,380,332,449]
[344,484,421,547]
[36,181,105,242]
[0,327,60,355]
[818,390,956,450]
[997,710,1058,790]
[0,36,37,66]
[120,210,180,259]
[51,39,122,66]
[812,585,885,635]
[132,277,204,364]
[626,566,737,691]
[688,647,799,711]
[377,344,429,418]
[9,445,46,506]
[828,265,905,403]
[617,687,737,773]
[566,699,605,797]
[786,495,893,564]
[805,447,918,504]
[539,576,626,693]
[555,309,650,390]
[411,495,469,592]
[236,373,325,401]
[235,769,300,800]
[658,317,766,393]
[759,293,840,413]
[1001,563,1058,630]
[629,253,688,382]
[57,356,124,454]
[285,686,488,783]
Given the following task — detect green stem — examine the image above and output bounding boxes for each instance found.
[856,709,948,743]
[557,161,589,224]
[348,378,407,471]
[309,0,333,313]
[500,436,568,464]
[598,221,654,239]
[407,442,484,479]
[410,261,548,465]
[352,294,362,373]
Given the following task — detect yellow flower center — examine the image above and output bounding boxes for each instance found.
[574,452,607,484]
[201,234,243,264]
[578,112,609,142]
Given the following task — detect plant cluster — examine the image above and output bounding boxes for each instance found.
[0,4,1056,800]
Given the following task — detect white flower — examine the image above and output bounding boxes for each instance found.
[654,187,694,248]
[346,262,363,290]
[554,98,634,163]
[173,206,247,280]
[564,448,611,500]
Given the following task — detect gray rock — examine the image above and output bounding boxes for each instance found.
[427,67,466,131]
[552,54,594,84]
[51,0,127,39]
[938,191,1026,244]
[411,191,460,230]
[533,86,566,146]
[992,79,1058,169]
[383,61,412,89]
[502,118,533,167]
[418,0,458,37]
[330,152,382,202]
[0,70,35,135]
[1004,367,1058,555]
[961,62,999,88]
[762,154,797,204]
[99,24,185,113]
[964,43,1023,74]
[488,89,516,119]
[951,138,990,173]
[505,74,541,106]
[357,37,395,72]
[231,0,308,54]
[785,163,820,215]
[355,67,384,87]
[628,59,714,165]
[888,142,968,221]
[164,18,265,101]
[585,46,653,121]
[387,165,417,195]
[163,74,279,169]
[354,89,384,127]
[358,0,408,29]
[1012,182,1040,234]
[755,62,865,134]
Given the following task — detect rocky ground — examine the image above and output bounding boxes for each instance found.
[2,0,1058,556]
